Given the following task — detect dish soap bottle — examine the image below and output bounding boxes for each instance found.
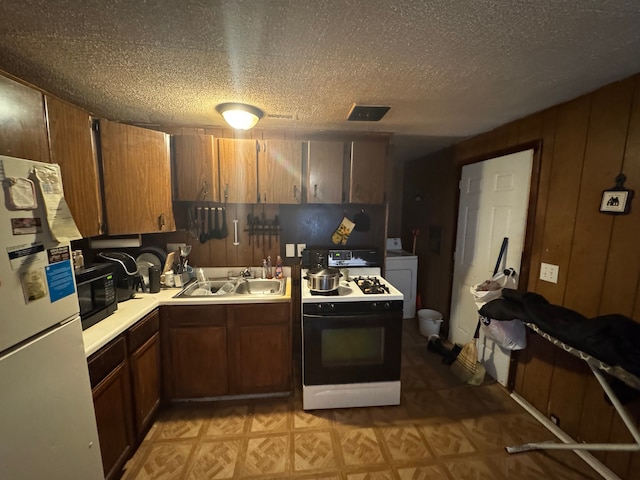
[274,255,283,279]
[266,255,273,279]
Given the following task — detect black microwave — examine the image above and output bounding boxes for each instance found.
[75,263,118,330]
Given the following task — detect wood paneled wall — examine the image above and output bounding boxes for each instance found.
[404,74,640,478]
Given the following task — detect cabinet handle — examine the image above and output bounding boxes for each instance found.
[314,184,318,198]
[293,185,298,199]
[201,181,208,200]
[263,193,267,203]
[159,213,165,230]
[224,183,229,200]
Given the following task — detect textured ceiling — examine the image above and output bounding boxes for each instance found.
[2,0,640,163]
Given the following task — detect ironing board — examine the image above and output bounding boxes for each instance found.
[506,322,640,456]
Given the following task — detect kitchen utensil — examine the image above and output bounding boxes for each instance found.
[232,219,240,245]
[261,211,266,247]
[304,267,342,292]
[213,207,221,238]
[256,216,260,247]
[220,207,228,238]
[207,207,215,240]
[187,206,199,238]
[163,251,176,274]
[274,215,279,244]
[178,244,192,273]
[247,213,252,245]
[199,207,207,244]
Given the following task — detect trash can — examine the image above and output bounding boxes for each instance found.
[418,309,443,338]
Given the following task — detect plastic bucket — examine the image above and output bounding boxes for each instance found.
[418,309,443,338]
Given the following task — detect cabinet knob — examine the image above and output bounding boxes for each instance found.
[314,184,318,198]
[159,213,165,230]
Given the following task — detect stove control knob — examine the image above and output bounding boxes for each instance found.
[373,302,391,310]
[327,303,335,311]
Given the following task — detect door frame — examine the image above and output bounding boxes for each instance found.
[449,140,543,389]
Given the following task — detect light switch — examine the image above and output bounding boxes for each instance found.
[297,243,306,257]
[540,262,559,284]
[285,244,295,258]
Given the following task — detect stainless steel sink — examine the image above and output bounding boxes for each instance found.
[233,278,285,295]
[174,278,286,298]
[174,279,234,297]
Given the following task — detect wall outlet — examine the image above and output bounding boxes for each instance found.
[540,262,559,283]
[285,244,295,258]
[297,243,306,257]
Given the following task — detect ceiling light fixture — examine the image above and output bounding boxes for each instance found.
[215,102,264,130]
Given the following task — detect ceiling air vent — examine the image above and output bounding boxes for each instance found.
[347,104,391,122]
[266,112,297,120]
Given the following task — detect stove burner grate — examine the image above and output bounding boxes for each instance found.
[353,276,390,295]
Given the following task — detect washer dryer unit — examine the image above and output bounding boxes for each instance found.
[385,238,418,319]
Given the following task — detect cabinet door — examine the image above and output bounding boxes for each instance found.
[258,140,302,204]
[46,96,104,237]
[162,305,228,399]
[0,74,50,162]
[349,140,388,204]
[218,138,258,203]
[227,303,291,394]
[100,119,176,234]
[173,134,219,202]
[127,310,161,441]
[88,337,134,480]
[307,140,345,203]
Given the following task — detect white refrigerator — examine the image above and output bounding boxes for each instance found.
[0,155,104,479]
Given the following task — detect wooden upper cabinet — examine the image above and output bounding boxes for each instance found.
[306,140,345,203]
[172,134,219,202]
[0,74,50,162]
[349,140,388,204]
[218,138,258,203]
[258,140,303,204]
[99,119,176,234]
[45,96,104,237]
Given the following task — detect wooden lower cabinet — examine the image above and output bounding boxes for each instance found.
[161,302,292,400]
[161,304,229,399]
[227,303,292,394]
[127,310,161,441]
[88,309,162,479]
[88,337,134,480]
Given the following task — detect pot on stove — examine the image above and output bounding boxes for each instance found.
[304,267,342,292]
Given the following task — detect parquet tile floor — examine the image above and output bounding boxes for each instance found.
[122,319,602,480]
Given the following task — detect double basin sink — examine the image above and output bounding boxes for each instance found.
[174,277,286,298]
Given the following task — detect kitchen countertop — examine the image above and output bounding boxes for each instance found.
[82,276,292,357]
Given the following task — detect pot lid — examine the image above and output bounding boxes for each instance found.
[307,267,341,277]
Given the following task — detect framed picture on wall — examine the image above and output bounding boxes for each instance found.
[600,189,631,214]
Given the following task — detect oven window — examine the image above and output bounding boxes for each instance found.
[303,311,402,385]
[321,327,384,367]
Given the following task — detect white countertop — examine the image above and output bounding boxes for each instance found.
[82,277,292,357]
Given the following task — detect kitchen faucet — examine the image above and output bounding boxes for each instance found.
[239,267,253,278]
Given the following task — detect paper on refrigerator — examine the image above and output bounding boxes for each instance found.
[33,165,82,242]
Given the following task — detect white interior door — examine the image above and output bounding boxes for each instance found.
[448,149,533,386]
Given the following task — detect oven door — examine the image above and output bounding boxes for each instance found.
[302,310,402,386]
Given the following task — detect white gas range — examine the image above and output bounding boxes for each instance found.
[300,248,404,410]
